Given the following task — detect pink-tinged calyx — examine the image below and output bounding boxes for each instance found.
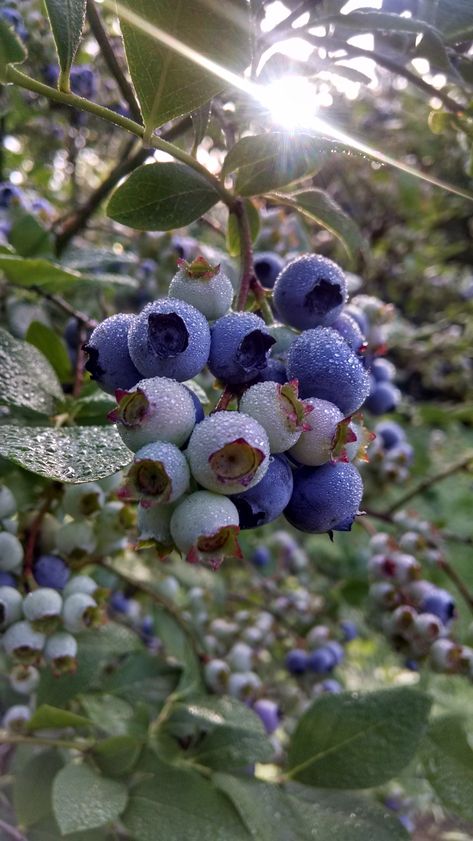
[208,437,265,486]
[278,380,314,432]
[107,388,148,427]
[177,255,220,280]
[332,414,375,463]
[187,525,242,570]
[126,459,172,503]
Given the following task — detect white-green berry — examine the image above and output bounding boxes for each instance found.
[9,664,40,695]
[62,482,105,517]
[289,397,344,465]
[108,376,196,452]
[55,520,97,560]
[2,704,31,732]
[170,491,241,568]
[0,531,24,572]
[63,575,98,598]
[0,586,23,629]
[186,411,270,495]
[126,442,190,504]
[204,658,230,692]
[228,671,262,701]
[94,501,129,555]
[62,593,99,633]
[137,502,173,552]
[0,485,17,519]
[227,642,253,672]
[2,620,45,663]
[239,380,312,453]
[44,632,78,674]
[22,588,63,632]
[169,257,233,320]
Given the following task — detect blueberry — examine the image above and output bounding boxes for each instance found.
[232,455,294,529]
[253,699,280,734]
[258,359,287,384]
[84,313,142,395]
[253,252,285,289]
[0,182,23,210]
[0,572,17,587]
[308,646,336,673]
[33,555,70,590]
[331,312,366,353]
[128,298,210,381]
[374,420,406,450]
[420,588,455,625]
[110,591,130,614]
[208,312,275,386]
[273,254,347,330]
[170,491,241,569]
[284,462,363,534]
[325,640,345,664]
[285,648,309,675]
[250,546,271,567]
[184,386,205,423]
[286,327,371,417]
[70,66,97,98]
[370,358,396,382]
[169,257,233,320]
[340,620,357,642]
[364,380,401,415]
[321,679,342,693]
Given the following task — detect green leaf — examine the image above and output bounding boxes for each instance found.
[226,201,260,258]
[101,651,180,704]
[276,189,363,264]
[119,0,250,133]
[223,133,323,196]
[80,694,135,736]
[44,0,87,82]
[287,687,431,789]
[122,757,250,840]
[421,715,473,821]
[8,212,54,258]
[153,607,204,693]
[92,736,142,778]
[0,16,27,83]
[191,101,212,150]
[26,322,72,382]
[107,162,220,231]
[28,705,92,732]
[0,425,132,483]
[214,776,409,841]
[158,696,273,770]
[0,328,63,416]
[430,0,473,43]
[52,763,128,835]
[13,750,64,828]
[0,254,138,292]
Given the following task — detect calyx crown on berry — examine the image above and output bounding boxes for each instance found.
[177,255,220,280]
[209,438,265,487]
[108,388,148,426]
[278,380,314,432]
[188,525,242,570]
[331,414,375,463]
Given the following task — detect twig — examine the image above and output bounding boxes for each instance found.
[212,386,235,413]
[73,324,88,398]
[23,486,61,588]
[386,451,473,514]
[0,732,92,751]
[0,818,28,841]
[234,200,256,310]
[86,0,142,123]
[31,288,98,330]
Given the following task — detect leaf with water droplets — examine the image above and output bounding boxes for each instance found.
[421,715,473,821]
[0,327,63,415]
[0,425,132,482]
[214,775,409,841]
[52,763,128,835]
[287,687,431,789]
[122,755,251,840]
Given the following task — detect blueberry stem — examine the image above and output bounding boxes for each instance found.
[234,199,256,310]
[386,451,473,515]
[23,485,62,591]
[0,732,93,751]
[0,817,28,841]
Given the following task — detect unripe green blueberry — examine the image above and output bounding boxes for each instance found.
[369,582,399,610]
[63,575,98,598]
[55,521,97,561]
[62,593,100,633]
[228,671,261,701]
[239,380,312,453]
[126,442,190,504]
[227,642,253,672]
[136,502,173,553]
[170,491,241,568]
[94,501,129,555]
[410,613,444,656]
[169,256,234,320]
[2,620,45,663]
[0,531,24,572]
[62,482,105,518]
[44,631,78,675]
[0,586,23,630]
[38,513,61,554]
[186,412,270,495]
[204,658,230,692]
[156,575,180,601]
[209,618,239,640]
[2,704,31,732]
[0,485,17,519]
[108,376,196,452]
[383,605,417,640]
[9,664,40,695]
[289,397,343,466]
[22,588,63,633]
[429,638,463,673]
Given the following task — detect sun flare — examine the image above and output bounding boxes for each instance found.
[261,76,318,129]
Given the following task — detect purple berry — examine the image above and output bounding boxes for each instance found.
[84,314,141,395]
[232,455,294,529]
[321,679,342,693]
[33,555,70,590]
[253,252,285,289]
[365,381,401,415]
[332,312,366,353]
[285,648,309,675]
[0,572,17,587]
[284,462,363,534]
[340,620,357,642]
[208,312,275,386]
[258,359,287,385]
[273,254,347,330]
[370,358,396,382]
[420,588,455,625]
[308,646,336,673]
[250,546,271,567]
[374,420,406,450]
[253,699,280,734]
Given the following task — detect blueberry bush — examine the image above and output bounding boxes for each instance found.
[0,0,473,838]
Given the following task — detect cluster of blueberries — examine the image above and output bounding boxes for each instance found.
[0,4,27,42]
[0,180,55,244]
[370,419,413,484]
[84,252,402,568]
[368,528,473,678]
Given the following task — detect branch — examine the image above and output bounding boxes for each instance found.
[234,200,256,310]
[0,732,92,751]
[31,288,98,330]
[0,819,28,841]
[86,0,142,123]
[386,451,473,514]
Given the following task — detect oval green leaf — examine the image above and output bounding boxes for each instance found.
[223,133,324,196]
[107,162,221,231]
[44,0,87,82]
[287,687,431,789]
[0,328,63,416]
[52,763,128,835]
[0,16,27,83]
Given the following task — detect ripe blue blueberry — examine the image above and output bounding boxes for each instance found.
[208,312,275,386]
[253,699,280,734]
[184,386,205,424]
[33,554,70,590]
[285,648,309,675]
[258,359,287,385]
[340,620,357,642]
[284,462,363,534]
[0,572,17,587]
[365,380,401,415]
[286,327,371,416]
[374,420,406,450]
[128,298,211,381]
[420,588,455,625]
[273,254,347,330]
[232,454,294,529]
[320,679,342,693]
[253,252,285,289]
[0,182,24,209]
[371,358,396,382]
[331,312,366,353]
[250,546,271,567]
[84,313,141,395]
[308,646,337,673]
